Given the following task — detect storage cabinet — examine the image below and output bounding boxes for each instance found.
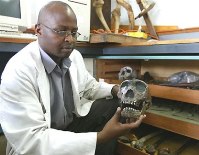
[146,84,199,138]
[95,58,199,155]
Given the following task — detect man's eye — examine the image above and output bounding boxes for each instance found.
[54,29,65,32]
[60,31,67,34]
[57,31,67,36]
[71,32,77,36]
[57,30,65,33]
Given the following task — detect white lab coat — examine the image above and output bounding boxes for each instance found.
[0,41,114,155]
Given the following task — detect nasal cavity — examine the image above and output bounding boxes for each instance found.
[125,89,134,98]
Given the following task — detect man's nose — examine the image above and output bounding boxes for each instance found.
[64,34,75,42]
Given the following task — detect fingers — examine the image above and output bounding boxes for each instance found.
[126,117,136,123]
[111,107,146,132]
[123,115,146,129]
[116,107,122,113]
[132,115,146,128]
[113,107,122,122]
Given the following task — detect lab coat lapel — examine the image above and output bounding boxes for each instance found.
[69,63,78,93]
[31,41,51,126]
[37,70,51,126]
[69,63,81,115]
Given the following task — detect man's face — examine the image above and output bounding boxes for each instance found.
[36,6,78,62]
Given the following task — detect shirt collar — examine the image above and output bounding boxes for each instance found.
[40,47,56,74]
[62,58,72,69]
[39,47,72,74]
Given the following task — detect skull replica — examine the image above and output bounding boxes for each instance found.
[118,66,137,81]
[118,67,151,120]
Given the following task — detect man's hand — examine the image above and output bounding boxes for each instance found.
[111,85,119,98]
[97,107,146,144]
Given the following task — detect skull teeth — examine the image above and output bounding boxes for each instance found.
[121,107,141,118]
[122,107,140,112]
[122,101,137,105]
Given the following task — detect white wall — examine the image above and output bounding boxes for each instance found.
[84,58,95,77]
[27,0,63,27]
[27,0,90,27]
[27,0,91,41]
[111,0,199,29]
[28,0,199,29]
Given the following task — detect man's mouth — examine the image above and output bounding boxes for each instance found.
[62,46,73,49]
[62,43,75,49]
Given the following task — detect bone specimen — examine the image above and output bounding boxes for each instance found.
[111,3,121,34]
[134,130,163,151]
[167,71,199,85]
[158,148,171,155]
[92,0,111,33]
[158,138,194,155]
[118,66,152,120]
[135,0,155,19]
[145,132,168,154]
[92,0,155,34]
[118,79,151,119]
[118,133,138,146]
[172,104,199,122]
[118,66,137,81]
[112,0,135,33]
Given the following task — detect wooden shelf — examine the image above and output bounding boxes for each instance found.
[145,84,199,140]
[0,37,36,43]
[143,112,199,140]
[116,131,199,155]
[100,69,199,140]
[90,33,148,44]
[103,82,199,140]
[90,33,199,46]
[149,84,199,105]
[94,48,199,154]
[102,80,199,140]
[116,141,149,155]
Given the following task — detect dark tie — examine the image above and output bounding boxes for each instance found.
[63,70,75,124]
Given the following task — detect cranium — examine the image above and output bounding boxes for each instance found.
[118,66,137,81]
[118,79,151,120]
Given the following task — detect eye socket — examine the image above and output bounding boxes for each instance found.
[126,69,131,73]
[120,80,130,88]
[135,81,147,93]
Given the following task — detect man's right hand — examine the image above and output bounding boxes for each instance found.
[97,107,146,144]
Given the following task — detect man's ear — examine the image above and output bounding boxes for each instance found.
[35,24,42,36]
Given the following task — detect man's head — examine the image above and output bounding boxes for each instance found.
[35,1,78,64]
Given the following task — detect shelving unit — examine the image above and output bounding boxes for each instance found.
[144,85,199,140]
[115,84,199,155]
[94,39,199,154]
[102,80,199,139]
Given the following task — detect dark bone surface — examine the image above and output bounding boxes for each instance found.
[118,79,151,119]
[118,66,152,120]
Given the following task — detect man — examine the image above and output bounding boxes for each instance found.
[0,1,145,155]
